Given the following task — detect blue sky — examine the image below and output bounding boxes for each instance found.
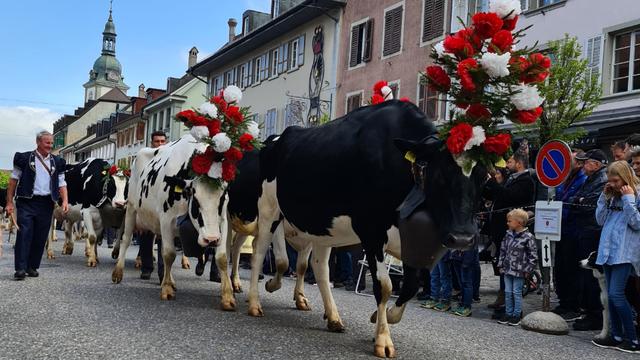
[0,0,271,168]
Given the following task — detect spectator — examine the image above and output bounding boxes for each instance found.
[451,245,480,317]
[553,150,587,319]
[497,209,537,326]
[624,134,640,161]
[630,148,640,177]
[420,251,452,312]
[592,161,640,353]
[611,141,626,161]
[569,149,608,331]
[482,149,535,314]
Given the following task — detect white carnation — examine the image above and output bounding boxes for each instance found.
[433,41,449,58]
[479,52,511,78]
[381,86,394,100]
[207,162,223,179]
[464,126,487,151]
[510,84,545,110]
[199,102,218,118]
[194,142,209,154]
[223,85,243,104]
[246,121,260,138]
[211,132,232,153]
[190,126,209,140]
[489,0,521,20]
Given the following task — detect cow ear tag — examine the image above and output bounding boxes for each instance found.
[174,185,183,193]
[404,151,416,164]
[101,171,107,176]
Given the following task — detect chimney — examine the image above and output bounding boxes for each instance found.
[188,47,199,68]
[228,18,238,42]
[138,83,145,98]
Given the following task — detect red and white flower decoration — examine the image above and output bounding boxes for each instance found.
[175,85,261,188]
[423,0,550,172]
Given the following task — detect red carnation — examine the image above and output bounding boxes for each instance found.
[239,133,254,151]
[373,80,388,96]
[370,94,385,105]
[502,15,518,31]
[224,147,243,164]
[109,165,118,176]
[425,66,451,93]
[225,106,244,124]
[206,119,221,136]
[176,109,196,122]
[509,56,530,75]
[191,115,208,127]
[211,95,228,113]
[455,101,470,110]
[446,123,474,155]
[124,169,131,177]
[466,104,491,122]
[472,12,503,39]
[529,53,552,69]
[489,30,513,53]
[457,58,479,93]
[443,33,475,59]
[482,133,511,155]
[512,107,543,124]
[191,147,214,175]
[222,161,236,182]
[458,28,483,49]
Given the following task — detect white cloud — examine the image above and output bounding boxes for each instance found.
[0,106,60,169]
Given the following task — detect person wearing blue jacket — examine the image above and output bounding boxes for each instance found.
[592,161,640,353]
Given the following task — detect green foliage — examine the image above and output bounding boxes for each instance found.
[517,34,602,146]
[318,113,331,125]
[0,171,9,189]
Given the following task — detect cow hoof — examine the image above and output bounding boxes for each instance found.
[295,295,311,311]
[161,286,176,300]
[62,246,73,255]
[112,267,123,283]
[87,259,98,267]
[374,344,396,358]
[265,279,281,293]
[47,250,55,260]
[327,320,345,333]
[221,298,237,311]
[134,256,142,269]
[248,305,264,317]
[111,248,119,260]
[232,281,243,293]
[181,259,191,269]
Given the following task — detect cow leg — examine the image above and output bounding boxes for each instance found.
[111,219,124,260]
[365,250,395,358]
[265,223,288,293]
[46,217,56,259]
[230,233,247,293]
[62,220,74,255]
[160,223,177,300]
[181,254,191,269]
[112,208,136,283]
[292,241,312,311]
[383,265,418,324]
[82,209,99,267]
[310,245,344,331]
[215,225,236,311]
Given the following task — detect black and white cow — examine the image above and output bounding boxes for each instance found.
[251,100,486,358]
[61,158,129,266]
[112,134,234,309]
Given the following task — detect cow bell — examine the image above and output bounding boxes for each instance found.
[178,214,204,258]
[398,208,448,271]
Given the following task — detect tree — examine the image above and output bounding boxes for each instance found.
[0,171,9,189]
[520,34,602,146]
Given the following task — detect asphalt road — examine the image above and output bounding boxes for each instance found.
[0,231,633,359]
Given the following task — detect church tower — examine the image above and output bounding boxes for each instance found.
[83,1,129,104]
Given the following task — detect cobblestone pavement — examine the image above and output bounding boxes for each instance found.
[0,230,632,359]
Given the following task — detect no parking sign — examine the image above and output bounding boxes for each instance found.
[535,140,572,188]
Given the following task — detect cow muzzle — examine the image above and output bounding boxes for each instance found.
[200,236,220,247]
[113,201,126,209]
[443,233,475,250]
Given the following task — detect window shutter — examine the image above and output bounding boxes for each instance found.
[450,0,468,33]
[282,42,289,71]
[298,35,305,67]
[264,52,270,78]
[363,19,374,62]
[350,26,360,67]
[586,35,602,82]
[277,45,284,73]
[423,0,445,43]
[247,61,253,86]
[383,6,403,56]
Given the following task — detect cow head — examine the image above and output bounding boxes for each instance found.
[395,136,486,249]
[180,178,227,248]
[105,170,129,209]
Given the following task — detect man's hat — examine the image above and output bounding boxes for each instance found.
[576,149,608,164]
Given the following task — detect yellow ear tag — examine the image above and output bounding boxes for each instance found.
[101,171,107,175]
[174,185,183,193]
[404,151,416,164]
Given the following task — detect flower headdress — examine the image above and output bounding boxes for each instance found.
[102,164,130,180]
[368,80,411,105]
[175,85,261,189]
[423,0,550,173]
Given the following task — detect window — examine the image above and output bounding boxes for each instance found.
[225,69,236,87]
[290,39,299,69]
[538,0,561,6]
[271,48,279,77]
[243,16,250,34]
[450,0,488,33]
[272,0,280,17]
[388,81,400,99]
[254,57,262,84]
[277,43,290,73]
[346,91,363,113]
[213,75,224,95]
[520,0,528,11]
[585,35,602,85]
[152,114,157,133]
[418,81,441,122]
[158,111,164,131]
[382,3,404,57]
[612,30,640,93]
[264,108,277,137]
[349,19,373,67]
[259,53,270,80]
[165,108,171,130]
[422,0,446,43]
[239,64,248,88]
[136,122,145,141]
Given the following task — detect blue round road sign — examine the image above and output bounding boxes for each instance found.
[535,140,572,188]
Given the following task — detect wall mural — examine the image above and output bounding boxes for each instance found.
[307,26,325,125]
